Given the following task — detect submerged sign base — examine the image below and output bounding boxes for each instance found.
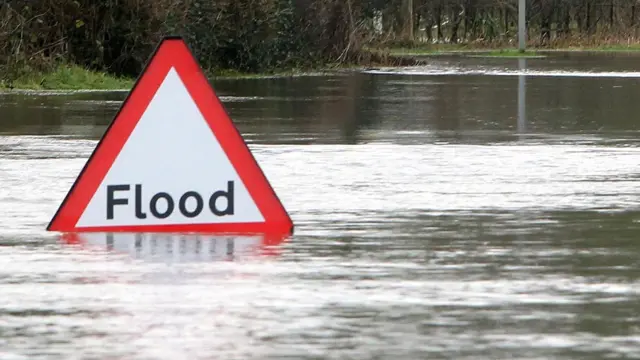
[47,36,292,235]
[61,232,287,262]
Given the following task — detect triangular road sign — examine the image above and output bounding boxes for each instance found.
[47,36,293,235]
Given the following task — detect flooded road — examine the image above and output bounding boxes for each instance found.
[2,52,640,359]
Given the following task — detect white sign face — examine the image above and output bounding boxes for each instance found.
[76,68,264,227]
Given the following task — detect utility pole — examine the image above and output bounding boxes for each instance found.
[518,0,526,52]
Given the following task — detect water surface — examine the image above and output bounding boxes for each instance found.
[2,52,640,359]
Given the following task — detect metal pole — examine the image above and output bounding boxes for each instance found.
[518,0,526,52]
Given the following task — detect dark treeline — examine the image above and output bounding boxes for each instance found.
[403,0,640,46]
[0,0,381,80]
[1,0,639,82]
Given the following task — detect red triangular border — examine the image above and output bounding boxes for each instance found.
[47,36,293,235]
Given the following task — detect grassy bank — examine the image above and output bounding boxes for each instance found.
[378,44,544,59]
[4,40,640,91]
[542,44,640,52]
[0,65,317,91]
[0,64,357,91]
[382,42,640,58]
[0,58,409,91]
[0,64,135,91]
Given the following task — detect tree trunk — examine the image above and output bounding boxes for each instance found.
[401,0,414,41]
[450,5,462,43]
[436,2,443,42]
[609,0,614,28]
[586,1,592,34]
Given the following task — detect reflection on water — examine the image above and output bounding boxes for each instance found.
[518,58,527,135]
[2,52,640,359]
[3,52,640,145]
[60,233,288,263]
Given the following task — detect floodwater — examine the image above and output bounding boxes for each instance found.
[2,52,640,359]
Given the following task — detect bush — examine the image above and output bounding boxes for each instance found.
[0,0,371,81]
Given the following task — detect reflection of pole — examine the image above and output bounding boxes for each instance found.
[518,58,526,134]
[519,0,526,52]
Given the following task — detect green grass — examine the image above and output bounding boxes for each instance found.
[549,44,640,52]
[0,63,345,91]
[1,64,134,91]
[599,44,640,51]
[386,45,543,57]
[383,42,640,58]
[389,46,544,58]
